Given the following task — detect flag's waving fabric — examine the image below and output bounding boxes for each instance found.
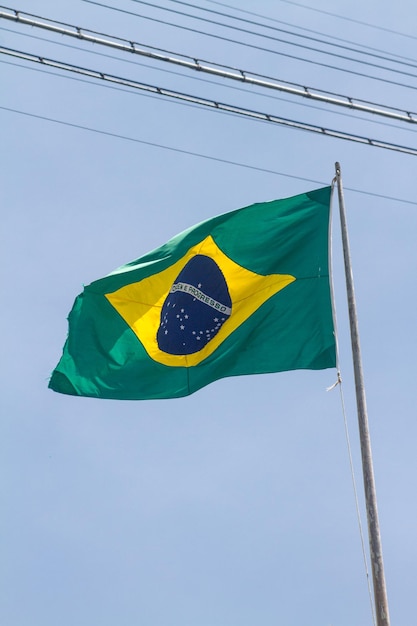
[49,187,336,400]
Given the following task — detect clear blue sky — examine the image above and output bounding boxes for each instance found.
[2,1,416,624]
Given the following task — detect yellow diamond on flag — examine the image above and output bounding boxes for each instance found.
[105,235,295,367]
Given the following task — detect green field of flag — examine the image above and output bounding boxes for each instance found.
[49,187,336,399]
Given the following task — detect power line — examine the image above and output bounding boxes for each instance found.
[5,4,414,88]
[203,0,417,64]
[78,1,417,90]
[1,103,415,207]
[274,0,417,42]
[126,0,417,74]
[2,8,417,124]
[2,45,417,157]
[0,103,328,183]
[2,56,266,123]
[5,54,417,139]
[6,53,417,140]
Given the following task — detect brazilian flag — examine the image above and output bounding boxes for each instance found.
[49,187,336,400]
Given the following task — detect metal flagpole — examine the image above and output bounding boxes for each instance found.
[335,162,391,626]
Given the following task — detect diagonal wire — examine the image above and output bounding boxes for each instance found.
[274,0,417,41]
[126,0,417,73]
[2,7,417,121]
[203,0,417,63]
[80,0,417,90]
[1,103,416,206]
[3,45,417,156]
[4,40,417,136]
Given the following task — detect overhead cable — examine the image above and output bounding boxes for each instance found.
[5,54,417,137]
[2,45,417,158]
[126,0,417,72]
[170,0,415,63]
[5,54,417,138]
[71,1,417,90]
[274,0,417,42]
[1,103,415,207]
[203,0,417,61]
[2,8,417,124]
